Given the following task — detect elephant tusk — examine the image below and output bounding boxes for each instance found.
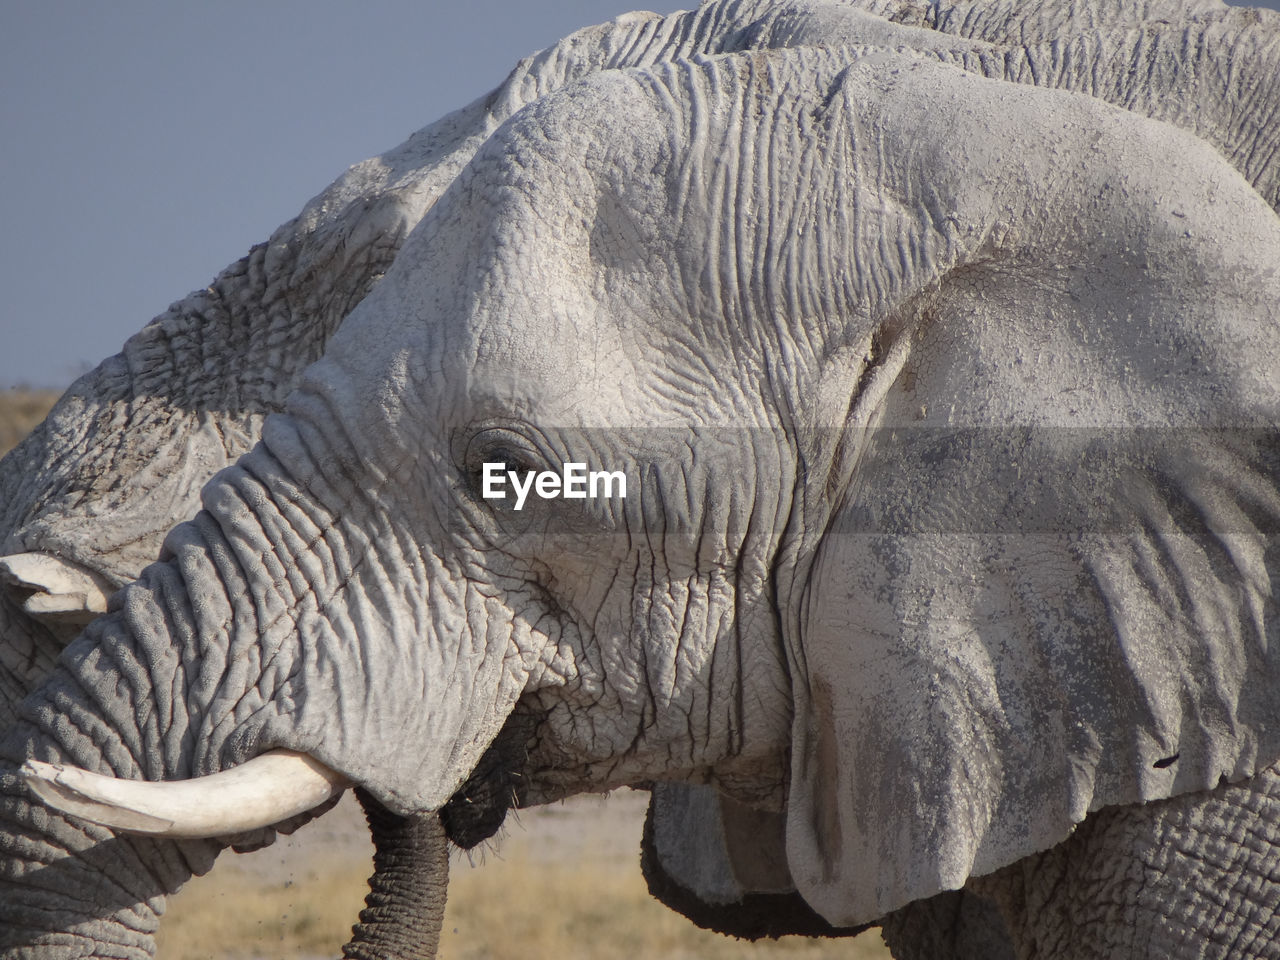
[19,749,351,838]
[0,552,115,624]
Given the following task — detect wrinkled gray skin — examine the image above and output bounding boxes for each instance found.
[2,1,1280,958]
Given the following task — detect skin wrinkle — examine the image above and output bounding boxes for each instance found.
[7,3,1280,952]
[2,0,721,706]
[6,745,201,922]
[7,835,177,935]
[8,240,342,576]
[1141,520,1235,756]
[16,826,145,914]
[80,445,345,788]
[69,843,168,926]
[725,61,751,341]
[517,405,776,787]
[991,23,1279,207]
[977,768,1280,955]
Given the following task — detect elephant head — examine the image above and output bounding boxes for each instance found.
[3,2,1280,958]
[0,3,868,954]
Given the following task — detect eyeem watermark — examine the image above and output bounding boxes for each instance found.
[483,462,627,511]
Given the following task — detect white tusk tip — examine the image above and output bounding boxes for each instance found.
[21,759,176,834]
[0,553,114,624]
[18,750,349,839]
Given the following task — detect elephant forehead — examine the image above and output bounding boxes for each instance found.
[442,143,687,419]
[464,297,638,422]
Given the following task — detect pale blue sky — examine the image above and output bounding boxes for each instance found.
[3,1,1277,388]
[0,1,669,388]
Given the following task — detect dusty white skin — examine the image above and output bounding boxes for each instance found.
[4,2,1280,958]
[480,461,627,510]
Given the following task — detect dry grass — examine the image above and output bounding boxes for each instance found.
[439,849,889,960]
[0,388,60,456]
[157,796,892,960]
[155,856,367,959]
[157,852,892,960]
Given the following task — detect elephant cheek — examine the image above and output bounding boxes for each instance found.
[236,560,544,817]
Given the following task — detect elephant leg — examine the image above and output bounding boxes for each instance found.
[970,763,1280,959]
[343,791,449,960]
[881,888,1017,960]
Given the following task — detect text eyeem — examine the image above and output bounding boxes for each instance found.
[482,462,627,511]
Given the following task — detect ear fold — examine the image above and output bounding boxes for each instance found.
[782,73,1280,929]
[640,783,866,939]
[789,353,1280,928]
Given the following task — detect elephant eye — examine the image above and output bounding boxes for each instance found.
[482,448,532,478]
[463,428,541,493]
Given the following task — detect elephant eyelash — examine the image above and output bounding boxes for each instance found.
[462,428,543,483]
[471,451,534,478]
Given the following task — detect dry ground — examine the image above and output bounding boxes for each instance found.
[157,792,892,960]
[2,392,892,959]
[0,388,60,455]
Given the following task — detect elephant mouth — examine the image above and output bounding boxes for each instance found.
[438,707,540,849]
[20,749,349,838]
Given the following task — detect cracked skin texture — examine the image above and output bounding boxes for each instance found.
[1,2,1280,959]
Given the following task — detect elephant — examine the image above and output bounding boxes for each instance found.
[2,1,1280,958]
[2,5,860,955]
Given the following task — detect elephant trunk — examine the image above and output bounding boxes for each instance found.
[343,794,450,960]
[0,472,327,951]
[0,408,527,953]
[0,441,346,951]
[12,762,452,960]
[0,590,62,730]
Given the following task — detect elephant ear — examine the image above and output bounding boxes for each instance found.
[780,61,1280,927]
[640,783,866,939]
